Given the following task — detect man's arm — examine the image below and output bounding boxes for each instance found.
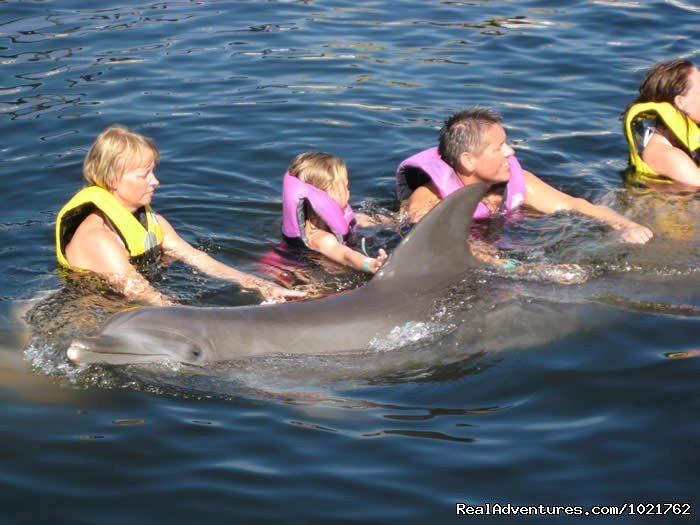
[354,212,394,228]
[522,171,653,244]
[158,215,305,301]
[401,182,442,223]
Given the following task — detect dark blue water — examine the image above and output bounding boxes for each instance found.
[2,1,699,523]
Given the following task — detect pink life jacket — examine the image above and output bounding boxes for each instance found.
[396,146,527,219]
[281,172,356,246]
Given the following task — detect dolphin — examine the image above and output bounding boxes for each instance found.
[66,183,487,366]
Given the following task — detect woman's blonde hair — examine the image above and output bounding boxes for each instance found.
[287,151,348,191]
[83,125,159,189]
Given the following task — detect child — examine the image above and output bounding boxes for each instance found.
[281,152,388,273]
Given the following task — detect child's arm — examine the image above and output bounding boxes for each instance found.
[308,229,387,273]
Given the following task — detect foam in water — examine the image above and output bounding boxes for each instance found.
[369,320,444,353]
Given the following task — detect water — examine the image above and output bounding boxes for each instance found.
[2,1,699,523]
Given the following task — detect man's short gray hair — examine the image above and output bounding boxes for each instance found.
[438,107,502,168]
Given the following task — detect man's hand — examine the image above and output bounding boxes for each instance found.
[619,223,654,244]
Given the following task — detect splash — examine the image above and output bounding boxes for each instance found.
[369,320,447,353]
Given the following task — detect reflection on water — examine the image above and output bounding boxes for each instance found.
[623,188,700,242]
[665,348,700,359]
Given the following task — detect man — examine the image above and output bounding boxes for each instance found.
[397,106,653,244]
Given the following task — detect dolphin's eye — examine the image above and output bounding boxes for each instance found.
[182,342,202,363]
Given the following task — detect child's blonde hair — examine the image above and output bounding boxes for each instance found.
[83,125,160,190]
[287,151,348,192]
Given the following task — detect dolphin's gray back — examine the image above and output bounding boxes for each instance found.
[68,183,487,365]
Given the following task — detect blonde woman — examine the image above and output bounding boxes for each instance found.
[57,125,303,305]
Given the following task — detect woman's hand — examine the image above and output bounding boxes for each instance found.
[247,279,307,303]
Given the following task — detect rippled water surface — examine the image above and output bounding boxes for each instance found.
[1,1,699,523]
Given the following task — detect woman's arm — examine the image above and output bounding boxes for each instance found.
[158,215,305,301]
[642,134,700,187]
[66,214,176,305]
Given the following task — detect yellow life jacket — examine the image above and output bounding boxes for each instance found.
[56,186,164,271]
[624,101,700,185]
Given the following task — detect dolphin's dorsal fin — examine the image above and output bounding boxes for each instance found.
[369,183,487,290]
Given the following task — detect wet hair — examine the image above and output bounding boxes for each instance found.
[438,106,503,168]
[287,151,348,192]
[624,59,696,114]
[83,124,159,189]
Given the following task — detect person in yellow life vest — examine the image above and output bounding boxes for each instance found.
[623,59,700,189]
[56,125,305,306]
